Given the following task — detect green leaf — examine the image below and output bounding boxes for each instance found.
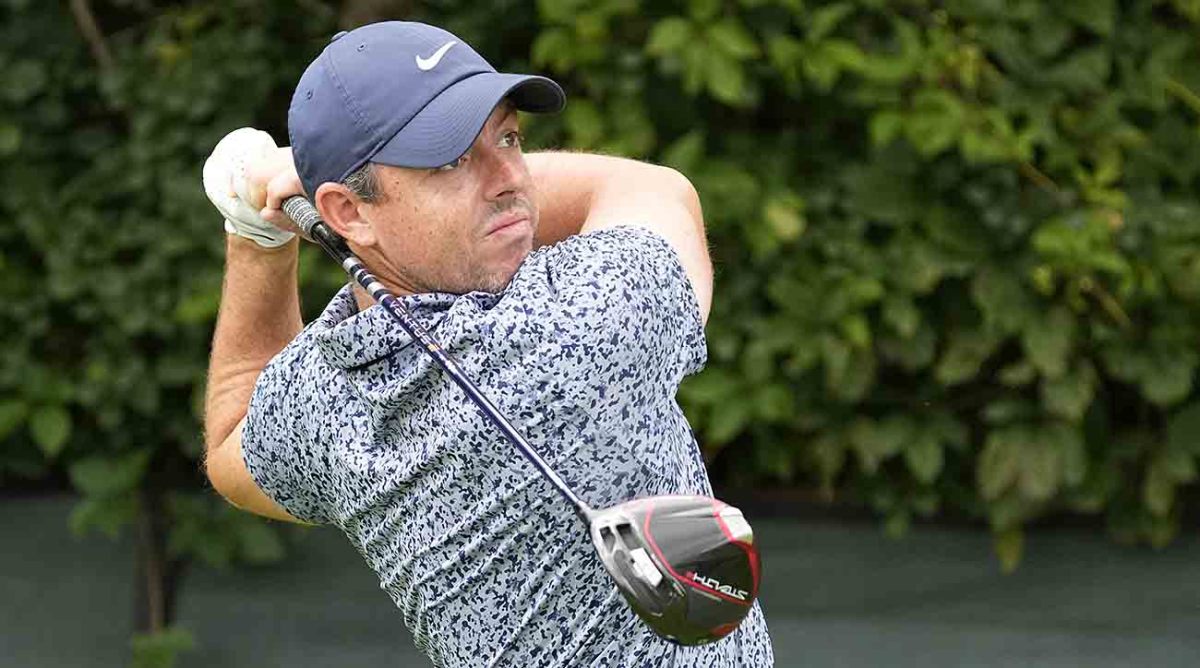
[69,493,137,539]
[766,33,805,85]
[1028,13,1073,58]
[971,267,1035,334]
[741,339,775,383]
[998,360,1037,387]
[842,153,923,225]
[839,314,872,349]
[853,18,922,84]
[882,296,920,338]
[68,449,152,497]
[1021,306,1075,378]
[930,412,969,451]
[705,52,748,105]
[707,397,751,445]
[131,626,196,668]
[850,415,912,473]
[1143,455,1177,516]
[681,368,737,404]
[646,17,693,56]
[806,2,854,41]
[879,324,937,371]
[754,384,793,421]
[884,510,911,539]
[708,20,759,60]
[904,89,966,156]
[935,329,1000,385]
[1057,0,1115,36]
[810,433,846,489]
[802,39,854,90]
[563,100,605,147]
[5,60,47,103]
[978,429,1021,500]
[993,526,1024,573]
[1167,401,1200,455]
[904,427,944,484]
[756,439,796,480]
[830,348,876,402]
[531,28,574,70]
[1139,352,1196,406]
[1017,439,1062,503]
[689,0,721,21]
[984,398,1034,425]
[763,192,806,242]
[869,110,904,147]
[1048,422,1088,487]
[1161,449,1198,483]
[1047,47,1111,93]
[29,405,71,458]
[1041,361,1097,420]
[0,123,20,156]
[0,400,28,440]
[1031,213,1130,278]
[661,130,705,173]
[1170,0,1200,22]
[1100,343,1145,383]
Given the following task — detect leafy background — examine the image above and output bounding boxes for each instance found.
[2,0,1199,664]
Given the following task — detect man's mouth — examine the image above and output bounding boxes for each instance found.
[485,210,531,237]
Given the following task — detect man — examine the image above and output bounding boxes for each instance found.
[202,21,773,667]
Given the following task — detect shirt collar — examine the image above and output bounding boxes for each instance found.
[313,284,463,369]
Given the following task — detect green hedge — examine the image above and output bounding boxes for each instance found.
[2,0,1199,605]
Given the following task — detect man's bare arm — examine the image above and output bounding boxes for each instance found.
[202,235,308,524]
[526,152,712,323]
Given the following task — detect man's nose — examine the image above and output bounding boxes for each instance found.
[482,147,528,201]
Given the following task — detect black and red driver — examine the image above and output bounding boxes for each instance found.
[589,495,761,645]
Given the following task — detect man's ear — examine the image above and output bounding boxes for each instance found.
[313,182,378,247]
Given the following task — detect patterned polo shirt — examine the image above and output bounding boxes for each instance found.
[242,226,774,666]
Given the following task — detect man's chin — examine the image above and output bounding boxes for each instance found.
[476,249,530,294]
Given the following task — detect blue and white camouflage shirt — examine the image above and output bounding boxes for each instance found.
[243,226,775,667]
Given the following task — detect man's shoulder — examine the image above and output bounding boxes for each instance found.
[486,224,707,383]
[508,225,684,305]
[522,225,673,272]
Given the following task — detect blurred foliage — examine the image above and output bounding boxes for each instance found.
[130,626,195,668]
[0,0,340,587]
[2,0,1199,610]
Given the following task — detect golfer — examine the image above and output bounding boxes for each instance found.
[202,21,773,666]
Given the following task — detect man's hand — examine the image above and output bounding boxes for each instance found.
[244,144,308,236]
[203,128,297,247]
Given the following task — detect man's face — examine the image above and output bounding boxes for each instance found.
[358,103,537,295]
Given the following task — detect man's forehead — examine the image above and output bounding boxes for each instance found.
[488,100,518,125]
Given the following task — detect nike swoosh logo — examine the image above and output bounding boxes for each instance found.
[416,41,457,71]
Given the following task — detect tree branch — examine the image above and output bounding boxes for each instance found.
[69,0,114,72]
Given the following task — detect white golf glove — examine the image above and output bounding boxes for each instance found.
[202,127,295,248]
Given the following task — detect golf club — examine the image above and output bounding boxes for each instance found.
[282,195,761,646]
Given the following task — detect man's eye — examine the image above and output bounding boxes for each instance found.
[498,131,523,149]
[437,154,468,172]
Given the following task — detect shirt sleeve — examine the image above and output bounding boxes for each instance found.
[520,225,708,390]
[240,326,336,525]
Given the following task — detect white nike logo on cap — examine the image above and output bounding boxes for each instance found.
[416,41,457,71]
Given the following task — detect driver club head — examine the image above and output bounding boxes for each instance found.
[588,495,761,646]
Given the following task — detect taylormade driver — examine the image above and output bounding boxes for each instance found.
[282,196,761,645]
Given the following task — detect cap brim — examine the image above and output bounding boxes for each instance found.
[367,72,564,171]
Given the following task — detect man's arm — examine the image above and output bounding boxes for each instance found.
[202,234,309,524]
[526,152,712,323]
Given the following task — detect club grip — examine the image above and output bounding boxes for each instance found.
[283,195,322,235]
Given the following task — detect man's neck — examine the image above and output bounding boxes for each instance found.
[350,280,413,312]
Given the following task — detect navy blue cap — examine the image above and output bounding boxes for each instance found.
[288,21,565,197]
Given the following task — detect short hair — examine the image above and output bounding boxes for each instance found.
[342,162,384,203]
